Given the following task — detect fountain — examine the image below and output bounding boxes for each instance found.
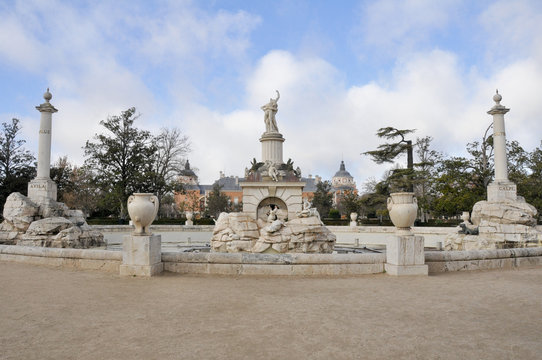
[210,91,336,253]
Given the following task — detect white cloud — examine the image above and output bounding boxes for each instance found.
[478,0,542,63]
[136,6,260,63]
[0,13,44,71]
[356,0,458,56]
[0,0,262,167]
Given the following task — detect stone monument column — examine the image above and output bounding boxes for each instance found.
[486,91,516,202]
[28,89,58,203]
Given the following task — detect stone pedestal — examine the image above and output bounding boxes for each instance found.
[260,132,285,163]
[28,178,57,203]
[120,234,163,276]
[487,182,517,202]
[385,234,428,276]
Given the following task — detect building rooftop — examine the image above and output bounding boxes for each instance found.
[333,161,353,179]
[180,160,197,178]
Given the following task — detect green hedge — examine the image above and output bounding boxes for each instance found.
[86,217,217,226]
[322,218,349,226]
[86,218,127,225]
[80,217,541,227]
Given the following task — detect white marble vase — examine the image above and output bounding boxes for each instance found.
[349,212,358,226]
[387,192,417,231]
[185,211,194,225]
[127,193,159,235]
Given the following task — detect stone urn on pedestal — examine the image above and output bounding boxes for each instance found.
[121,193,163,277]
[387,192,417,233]
[385,192,427,276]
[349,212,358,227]
[127,193,159,235]
[185,211,194,226]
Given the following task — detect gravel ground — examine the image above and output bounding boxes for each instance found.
[1,262,541,360]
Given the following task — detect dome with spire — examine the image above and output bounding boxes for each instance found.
[332,161,355,189]
[179,160,198,185]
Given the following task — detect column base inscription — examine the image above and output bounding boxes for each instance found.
[28,178,57,203]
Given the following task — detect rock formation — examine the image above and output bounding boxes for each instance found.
[445,199,541,250]
[0,192,104,248]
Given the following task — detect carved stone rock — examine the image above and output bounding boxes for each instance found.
[2,192,39,232]
[471,199,537,226]
[0,192,104,248]
[211,212,335,254]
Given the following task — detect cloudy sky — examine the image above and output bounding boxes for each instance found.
[1,0,541,186]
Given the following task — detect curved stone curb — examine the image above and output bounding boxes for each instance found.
[161,252,386,265]
[0,245,121,260]
[0,245,121,273]
[425,247,542,273]
[425,247,542,262]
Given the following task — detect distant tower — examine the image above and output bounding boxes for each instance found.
[179,160,198,185]
[331,161,356,189]
[28,89,58,203]
[331,161,357,205]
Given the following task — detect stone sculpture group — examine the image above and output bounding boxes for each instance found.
[211,90,336,253]
[261,90,280,133]
[210,210,335,254]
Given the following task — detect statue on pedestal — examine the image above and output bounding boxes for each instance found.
[261,90,280,133]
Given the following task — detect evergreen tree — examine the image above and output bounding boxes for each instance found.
[363,127,416,191]
[0,118,35,214]
[311,181,333,218]
[413,136,441,222]
[205,183,230,219]
[337,190,360,216]
[84,108,156,220]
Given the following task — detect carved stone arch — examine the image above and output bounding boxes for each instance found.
[256,197,288,222]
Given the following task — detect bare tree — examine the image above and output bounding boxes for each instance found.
[148,127,191,216]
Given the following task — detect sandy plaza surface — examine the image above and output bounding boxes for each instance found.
[1,261,541,360]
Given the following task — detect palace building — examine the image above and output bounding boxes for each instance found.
[175,160,356,216]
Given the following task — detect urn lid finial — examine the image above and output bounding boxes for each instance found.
[493,89,502,104]
[43,88,52,103]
